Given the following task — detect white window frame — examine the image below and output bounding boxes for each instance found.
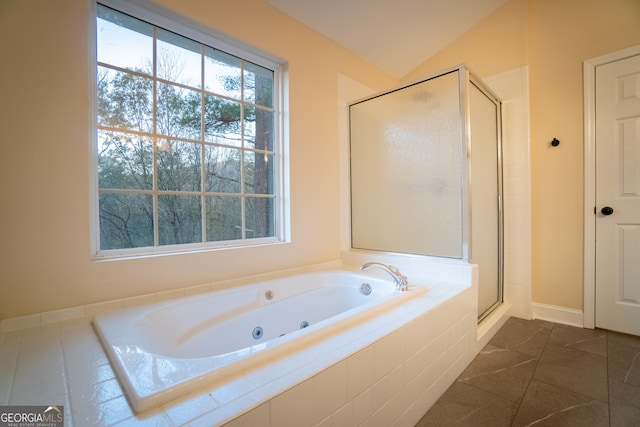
[89,0,289,260]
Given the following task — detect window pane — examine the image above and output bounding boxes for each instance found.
[98,130,153,190]
[156,82,202,140]
[97,5,153,74]
[204,95,242,146]
[99,193,154,249]
[157,29,202,88]
[204,47,242,99]
[98,66,154,133]
[244,106,273,151]
[157,139,202,191]
[205,146,241,193]
[244,151,274,195]
[244,62,273,108]
[246,197,274,238]
[158,195,202,245]
[206,196,241,241]
[95,3,280,255]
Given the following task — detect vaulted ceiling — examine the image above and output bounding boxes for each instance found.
[267,0,509,77]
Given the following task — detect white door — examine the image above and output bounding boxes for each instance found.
[595,53,640,336]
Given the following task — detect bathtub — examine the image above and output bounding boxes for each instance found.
[93,269,428,414]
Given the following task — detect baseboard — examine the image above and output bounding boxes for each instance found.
[532,302,584,328]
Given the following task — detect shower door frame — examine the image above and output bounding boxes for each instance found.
[464,69,504,322]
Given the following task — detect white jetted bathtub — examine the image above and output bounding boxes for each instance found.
[93,269,428,413]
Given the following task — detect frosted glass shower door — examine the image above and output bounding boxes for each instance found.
[470,81,503,320]
[350,71,463,258]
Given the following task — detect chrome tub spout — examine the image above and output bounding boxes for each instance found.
[360,262,409,291]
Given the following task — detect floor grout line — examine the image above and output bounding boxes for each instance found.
[417,319,640,427]
[512,322,554,421]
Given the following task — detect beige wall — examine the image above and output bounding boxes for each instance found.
[403,0,529,82]
[406,0,640,310]
[3,0,639,321]
[0,0,396,320]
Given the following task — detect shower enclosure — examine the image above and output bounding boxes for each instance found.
[349,65,503,320]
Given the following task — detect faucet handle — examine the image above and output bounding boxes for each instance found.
[395,270,409,290]
[386,265,409,290]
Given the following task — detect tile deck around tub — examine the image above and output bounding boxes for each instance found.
[0,279,462,427]
[2,317,639,426]
[416,317,640,427]
[0,318,172,426]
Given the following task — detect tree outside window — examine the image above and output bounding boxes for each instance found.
[95,4,278,253]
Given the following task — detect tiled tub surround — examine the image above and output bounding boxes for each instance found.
[0,261,482,426]
[93,269,427,413]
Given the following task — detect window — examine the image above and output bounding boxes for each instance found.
[93,2,285,257]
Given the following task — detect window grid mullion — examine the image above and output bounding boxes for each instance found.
[200,44,207,244]
[152,25,160,248]
[98,60,274,115]
[240,60,246,240]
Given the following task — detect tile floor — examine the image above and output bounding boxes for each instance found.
[416,317,640,426]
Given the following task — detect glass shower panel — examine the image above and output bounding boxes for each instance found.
[469,82,502,319]
[350,71,463,258]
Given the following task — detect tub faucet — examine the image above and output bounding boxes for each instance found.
[360,262,409,291]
